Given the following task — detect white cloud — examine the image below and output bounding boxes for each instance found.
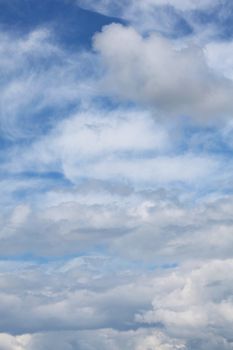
[110,194,233,262]
[137,259,233,343]
[205,40,233,80]
[0,333,30,350]
[0,329,186,350]
[1,176,233,260]
[76,154,217,184]
[76,0,216,18]
[0,5,233,349]
[0,256,232,349]
[51,109,168,157]
[8,108,220,186]
[93,24,233,119]
[0,28,96,139]
[76,0,219,35]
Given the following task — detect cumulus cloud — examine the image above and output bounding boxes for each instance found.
[137,260,233,346]
[0,333,30,350]
[93,24,233,119]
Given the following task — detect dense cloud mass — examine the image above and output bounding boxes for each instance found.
[0,0,233,349]
[94,24,233,119]
[0,258,232,349]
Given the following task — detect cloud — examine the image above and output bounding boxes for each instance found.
[1,173,233,260]
[137,259,233,346]
[7,108,220,185]
[76,0,219,36]
[205,40,233,80]
[0,255,154,333]
[0,27,96,139]
[110,193,233,262]
[0,256,232,349]
[0,333,30,350]
[77,0,216,14]
[0,103,232,259]
[0,3,233,349]
[0,329,186,350]
[93,24,233,119]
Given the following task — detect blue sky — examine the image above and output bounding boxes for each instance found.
[0,1,233,349]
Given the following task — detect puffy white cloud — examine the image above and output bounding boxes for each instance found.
[0,333,30,350]
[137,259,233,344]
[93,24,233,119]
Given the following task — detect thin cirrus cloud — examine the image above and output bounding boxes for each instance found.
[0,28,96,139]
[76,0,220,36]
[76,0,217,13]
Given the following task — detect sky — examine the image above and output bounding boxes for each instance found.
[0,0,233,349]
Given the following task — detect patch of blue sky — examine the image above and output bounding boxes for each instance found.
[0,252,100,267]
[2,172,72,205]
[192,0,233,40]
[0,0,123,50]
[89,96,139,111]
[0,251,179,274]
[151,5,193,38]
[18,170,70,183]
[19,103,82,140]
[172,120,233,156]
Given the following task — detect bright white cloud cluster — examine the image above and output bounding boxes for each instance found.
[94,24,233,119]
[138,260,233,336]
